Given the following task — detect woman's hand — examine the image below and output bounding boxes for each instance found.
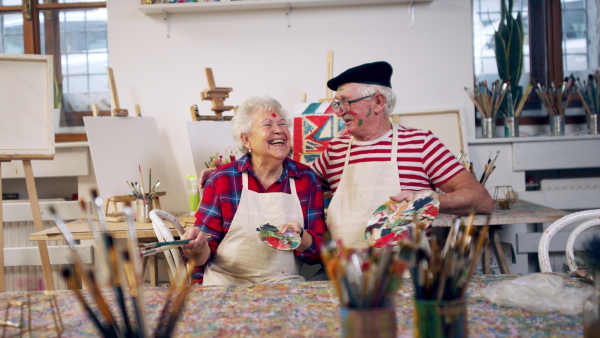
[279,221,312,252]
[181,227,211,266]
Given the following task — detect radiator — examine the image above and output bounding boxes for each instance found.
[3,220,69,291]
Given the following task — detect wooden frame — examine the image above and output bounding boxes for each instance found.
[0,54,55,160]
[391,109,467,157]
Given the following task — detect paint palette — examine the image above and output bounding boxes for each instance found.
[256,223,301,251]
[365,190,439,248]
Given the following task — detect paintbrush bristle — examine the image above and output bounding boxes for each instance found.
[577,233,600,275]
[91,189,99,201]
[48,205,57,216]
[79,199,87,212]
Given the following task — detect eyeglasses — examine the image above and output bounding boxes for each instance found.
[330,94,375,114]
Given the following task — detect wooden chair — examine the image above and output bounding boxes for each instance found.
[538,209,600,272]
[148,209,187,286]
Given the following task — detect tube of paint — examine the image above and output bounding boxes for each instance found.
[186,175,200,215]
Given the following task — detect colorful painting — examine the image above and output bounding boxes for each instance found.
[256,223,301,251]
[365,190,440,248]
[292,103,346,165]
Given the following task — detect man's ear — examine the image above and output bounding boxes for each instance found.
[374,93,386,113]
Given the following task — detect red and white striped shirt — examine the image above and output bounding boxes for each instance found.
[310,124,464,193]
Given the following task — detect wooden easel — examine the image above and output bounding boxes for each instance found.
[196,68,235,121]
[102,67,142,118]
[0,158,56,292]
[0,54,56,292]
[319,50,335,103]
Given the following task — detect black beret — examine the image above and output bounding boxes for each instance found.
[327,61,393,91]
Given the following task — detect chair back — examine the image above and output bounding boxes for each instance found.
[149,210,187,285]
[538,209,600,272]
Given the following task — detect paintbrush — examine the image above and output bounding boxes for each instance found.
[124,207,149,338]
[138,165,148,204]
[50,205,123,337]
[139,244,181,258]
[106,235,133,337]
[140,239,191,249]
[163,262,196,336]
[121,250,144,338]
[62,268,108,336]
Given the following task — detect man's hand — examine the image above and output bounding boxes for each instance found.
[199,168,216,189]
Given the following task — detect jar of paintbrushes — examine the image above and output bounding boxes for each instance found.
[127,165,162,223]
[535,79,575,136]
[502,83,532,137]
[465,80,509,138]
[575,70,600,135]
[409,214,489,338]
[320,240,408,338]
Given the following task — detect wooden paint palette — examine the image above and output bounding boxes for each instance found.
[256,223,301,251]
[365,190,439,248]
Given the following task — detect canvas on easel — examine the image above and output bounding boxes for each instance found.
[186,121,242,180]
[0,53,56,291]
[391,109,467,157]
[292,102,344,165]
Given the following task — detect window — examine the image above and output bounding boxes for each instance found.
[473,0,598,123]
[0,0,108,141]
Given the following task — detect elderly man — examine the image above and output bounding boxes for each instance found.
[311,61,494,248]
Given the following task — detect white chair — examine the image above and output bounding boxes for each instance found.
[148,209,187,286]
[538,209,600,272]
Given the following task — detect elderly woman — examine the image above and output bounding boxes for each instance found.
[181,95,326,285]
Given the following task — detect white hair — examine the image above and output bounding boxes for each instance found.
[357,84,397,118]
[231,95,292,153]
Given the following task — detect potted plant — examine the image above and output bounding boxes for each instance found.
[494,0,525,116]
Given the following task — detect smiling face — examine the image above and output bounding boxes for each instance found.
[334,83,387,141]
[241,109,291,164]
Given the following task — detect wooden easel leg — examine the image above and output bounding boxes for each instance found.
[23,160,55,291]
[0,162,5,292]
[490,227,510,274]
[483,230,491,274]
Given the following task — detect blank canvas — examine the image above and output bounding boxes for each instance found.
[84,116,169,199]
[0,54,54,159]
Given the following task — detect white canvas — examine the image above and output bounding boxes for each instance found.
[84,116,169,200]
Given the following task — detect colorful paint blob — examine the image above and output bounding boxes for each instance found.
[365,190,439,247]
[256,223,301,251]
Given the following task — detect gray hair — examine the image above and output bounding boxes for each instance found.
[231,95,292,153]
[357,84,397,118]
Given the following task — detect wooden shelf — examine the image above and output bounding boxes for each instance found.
[138,0,432,14]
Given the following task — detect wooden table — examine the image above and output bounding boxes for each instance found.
[0,273,588,337]
[28,213,196,287]
[433,199,569,274]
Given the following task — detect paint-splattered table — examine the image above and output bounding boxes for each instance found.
[434,200,569,274]
[0,273,588,337]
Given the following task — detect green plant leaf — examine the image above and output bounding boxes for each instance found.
[494,31,509,80]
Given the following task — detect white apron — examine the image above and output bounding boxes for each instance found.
[327,126,401,248]
[203,172,305,285]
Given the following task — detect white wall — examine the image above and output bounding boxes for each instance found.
[107,0,475,212]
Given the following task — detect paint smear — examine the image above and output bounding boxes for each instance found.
[272,113,277,117]
[358,119,363,126]
[256,223,301,251]
[367,110,372,118]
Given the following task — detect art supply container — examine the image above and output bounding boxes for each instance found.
[504,116,519,137]
[136,199,153,223]
[550,114,565,136]
[340,306,396,338]
[414,298,467,338]
[481,117,496,138]
[186,175,200,215]
[587,114,599,135]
